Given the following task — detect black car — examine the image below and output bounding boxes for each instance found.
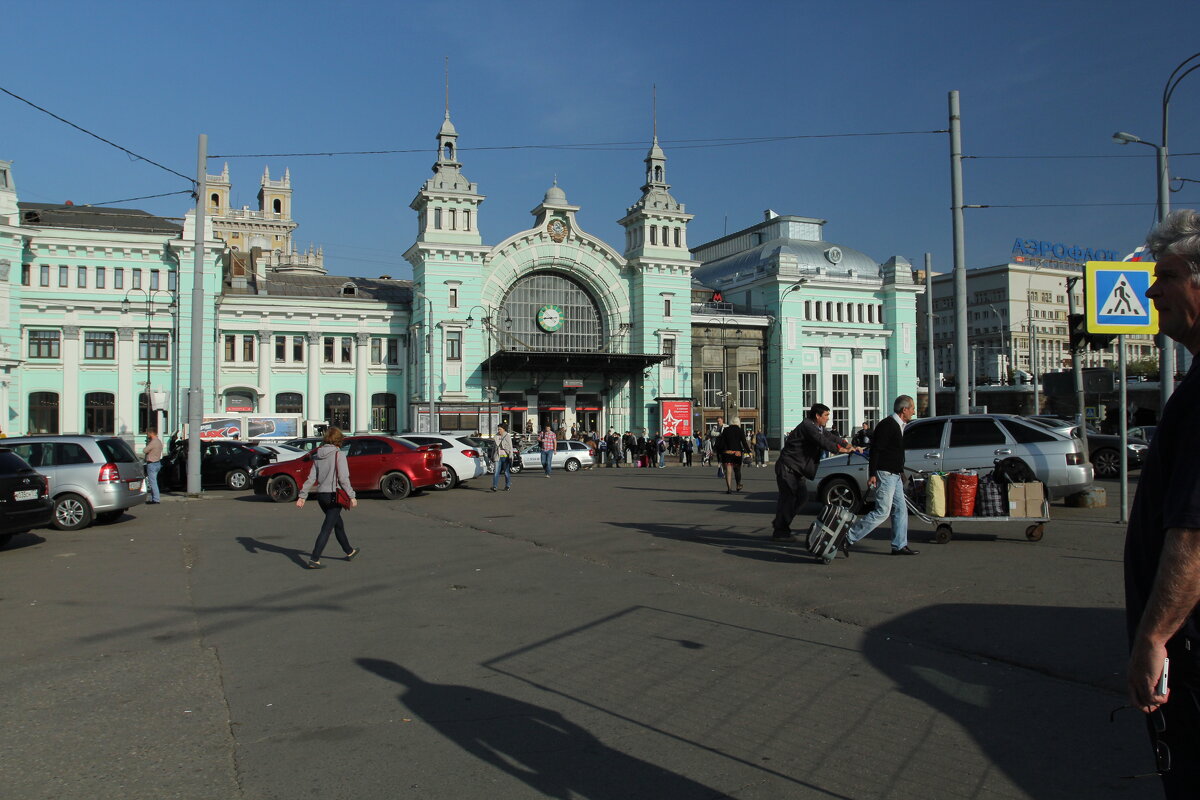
[0,448,53,548]
[161,440,275,490]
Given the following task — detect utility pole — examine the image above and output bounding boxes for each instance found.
[186,134,207,496]
[925,253,936,417]
[949,91,969,414]
[1028,292,1039,414]
[1066,277,1089,462]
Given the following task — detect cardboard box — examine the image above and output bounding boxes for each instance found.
[1007,482,1044,518]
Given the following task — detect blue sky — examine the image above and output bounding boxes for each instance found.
[5,0,1200,279]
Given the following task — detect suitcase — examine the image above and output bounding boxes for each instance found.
[807,504,858,564]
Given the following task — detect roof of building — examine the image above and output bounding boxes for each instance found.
[692,236,880,285]
[250,271,414,302]
[17,202,183,235]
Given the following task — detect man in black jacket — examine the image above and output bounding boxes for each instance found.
[771,403,854,542]
[843,395,919,556]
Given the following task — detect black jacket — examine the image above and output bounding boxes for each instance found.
[715,425,750,455]
[868,416,905,478]
[777,418,847,479]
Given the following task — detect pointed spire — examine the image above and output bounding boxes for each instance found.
[262,165,271,183]
[444,55,450,119]
[221,162,230,180]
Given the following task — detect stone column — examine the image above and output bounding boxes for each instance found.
[355,332,370,433]
[257,330,273,414]
[61,326,81,434]
[117,327,136,435]
[307,331,322,422]
[850,348,863,429]
[819,346,832,408]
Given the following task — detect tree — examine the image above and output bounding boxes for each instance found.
[1127,357,1160,379]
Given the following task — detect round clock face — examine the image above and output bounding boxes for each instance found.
[536,304,564,332]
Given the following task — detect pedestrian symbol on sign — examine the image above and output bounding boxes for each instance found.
[1099,273,1147,317]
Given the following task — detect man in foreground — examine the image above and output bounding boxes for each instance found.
[842,395,918,556]
[771,404,854,542]
[1125,209,1200,797]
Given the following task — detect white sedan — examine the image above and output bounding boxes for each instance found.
[253,443,310,463]
[395,433,488,489]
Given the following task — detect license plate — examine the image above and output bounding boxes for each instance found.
[13,489,37,501]
[128,480,142,489]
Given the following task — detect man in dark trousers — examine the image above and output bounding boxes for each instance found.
[842,395,918,556]
[1124,209,1200,797]
[771,403,854,542]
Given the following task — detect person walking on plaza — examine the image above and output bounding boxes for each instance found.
[606,429,621,467]
[1123,210,1200,797]
[656,432,667,468]
[771,403,854,542]
[716,418,751,493]
[842,396,918,556]
[538,425,557,477]
[142,428,164,504]
[296,427,358,569]
[754,430,769,468]
[680,434,693,467]
[701,434,714,467]
[491,424,514,491]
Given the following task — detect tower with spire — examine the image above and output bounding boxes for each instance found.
[617,95,695,427]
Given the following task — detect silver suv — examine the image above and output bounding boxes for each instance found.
[805,414,1093,512]
[2,435,146,530]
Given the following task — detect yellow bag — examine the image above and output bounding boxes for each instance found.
[926,473,947,517]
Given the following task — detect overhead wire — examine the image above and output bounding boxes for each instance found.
[0,85,196,186]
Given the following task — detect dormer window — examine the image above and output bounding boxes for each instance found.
[341,282,358,297]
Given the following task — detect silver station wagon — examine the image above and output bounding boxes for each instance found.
[805,414,1093,512]
[2,435,146,530]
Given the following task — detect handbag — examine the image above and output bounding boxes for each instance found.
[334,451,353,509]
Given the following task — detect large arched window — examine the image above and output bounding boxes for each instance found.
[325,393,351,431]
[498,271,605,353]
[28,392,59,434]
[371,393,397,432]
[276,392,303,414]
[84,392,115,435]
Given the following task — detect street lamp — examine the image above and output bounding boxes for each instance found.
[122,288,174,433]
[413,290,436,432]
[466,304,513,436]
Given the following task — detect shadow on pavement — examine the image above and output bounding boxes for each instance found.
[865,604,1152,798]
[357,658,730,799]
[237,535,311,568]
[606,521,824,564]
[0,531,47,551]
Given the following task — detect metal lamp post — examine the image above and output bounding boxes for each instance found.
[122,288,174,433]
[466,305,513,437]
[413,290,436,432]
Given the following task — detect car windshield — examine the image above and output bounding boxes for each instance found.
[98,438,138,463]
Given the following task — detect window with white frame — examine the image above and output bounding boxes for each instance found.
[831,373,850,437]
[738,372,758,409]
[802,373,818,411]
[445,330,462,361]
[703,371,724,408]
[662,337,675,367]
[449,287,459,309]
[371,337,400,365]
[863,374,881,425]
[84,331,115,360]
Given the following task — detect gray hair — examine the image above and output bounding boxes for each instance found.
[894,395,915,414]
[1146,209,1200,286]
[730,416,742,426]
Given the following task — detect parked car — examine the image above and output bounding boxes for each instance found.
[252,435,446,502]
[459,436,497,472]
[0,448,53,547]
[395,433,487,489]
[161,439,275,490]
[251,442,309,463]
[1128,426,1157,443]
[1025,416,1149,479]
[2,435,146,530]
[508,440,597,474]
[805,414,1093,513]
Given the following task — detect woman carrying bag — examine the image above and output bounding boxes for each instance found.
[716,418,751,494]
[296,427,359,569]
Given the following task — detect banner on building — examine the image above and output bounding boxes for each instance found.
[659,400,693,437]
[200,417,243,440]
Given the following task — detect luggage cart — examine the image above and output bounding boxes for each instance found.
[904,493,1050,544]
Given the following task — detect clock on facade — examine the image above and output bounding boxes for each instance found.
[536,304,564,332]
[547,218,568,243]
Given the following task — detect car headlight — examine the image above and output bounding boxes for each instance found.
[1129,444,1148,452]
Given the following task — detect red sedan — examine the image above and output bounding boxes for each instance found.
[252,435,446,503]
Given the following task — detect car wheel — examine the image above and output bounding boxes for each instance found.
[434,466,458,491]
[266,475,298,503]
[1092,448,1119,479]
[225,469,250,491]
[508,460,524,474]
[53,493,94,531]
[380,472,412,500]
[564,458,581,472]
[820,477,862,513]
[95,510,124,524]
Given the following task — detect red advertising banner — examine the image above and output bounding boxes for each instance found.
[659,400,693,437]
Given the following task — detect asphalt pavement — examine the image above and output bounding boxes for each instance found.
[1,463,1159,799]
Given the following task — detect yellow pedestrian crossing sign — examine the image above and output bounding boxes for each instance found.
[1085,261,1158,334]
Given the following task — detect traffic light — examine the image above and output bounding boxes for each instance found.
[1068,313,1116,352]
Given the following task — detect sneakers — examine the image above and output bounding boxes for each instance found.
[891,546,920,556]
[305,560,323,569]
[346,548,360,561]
